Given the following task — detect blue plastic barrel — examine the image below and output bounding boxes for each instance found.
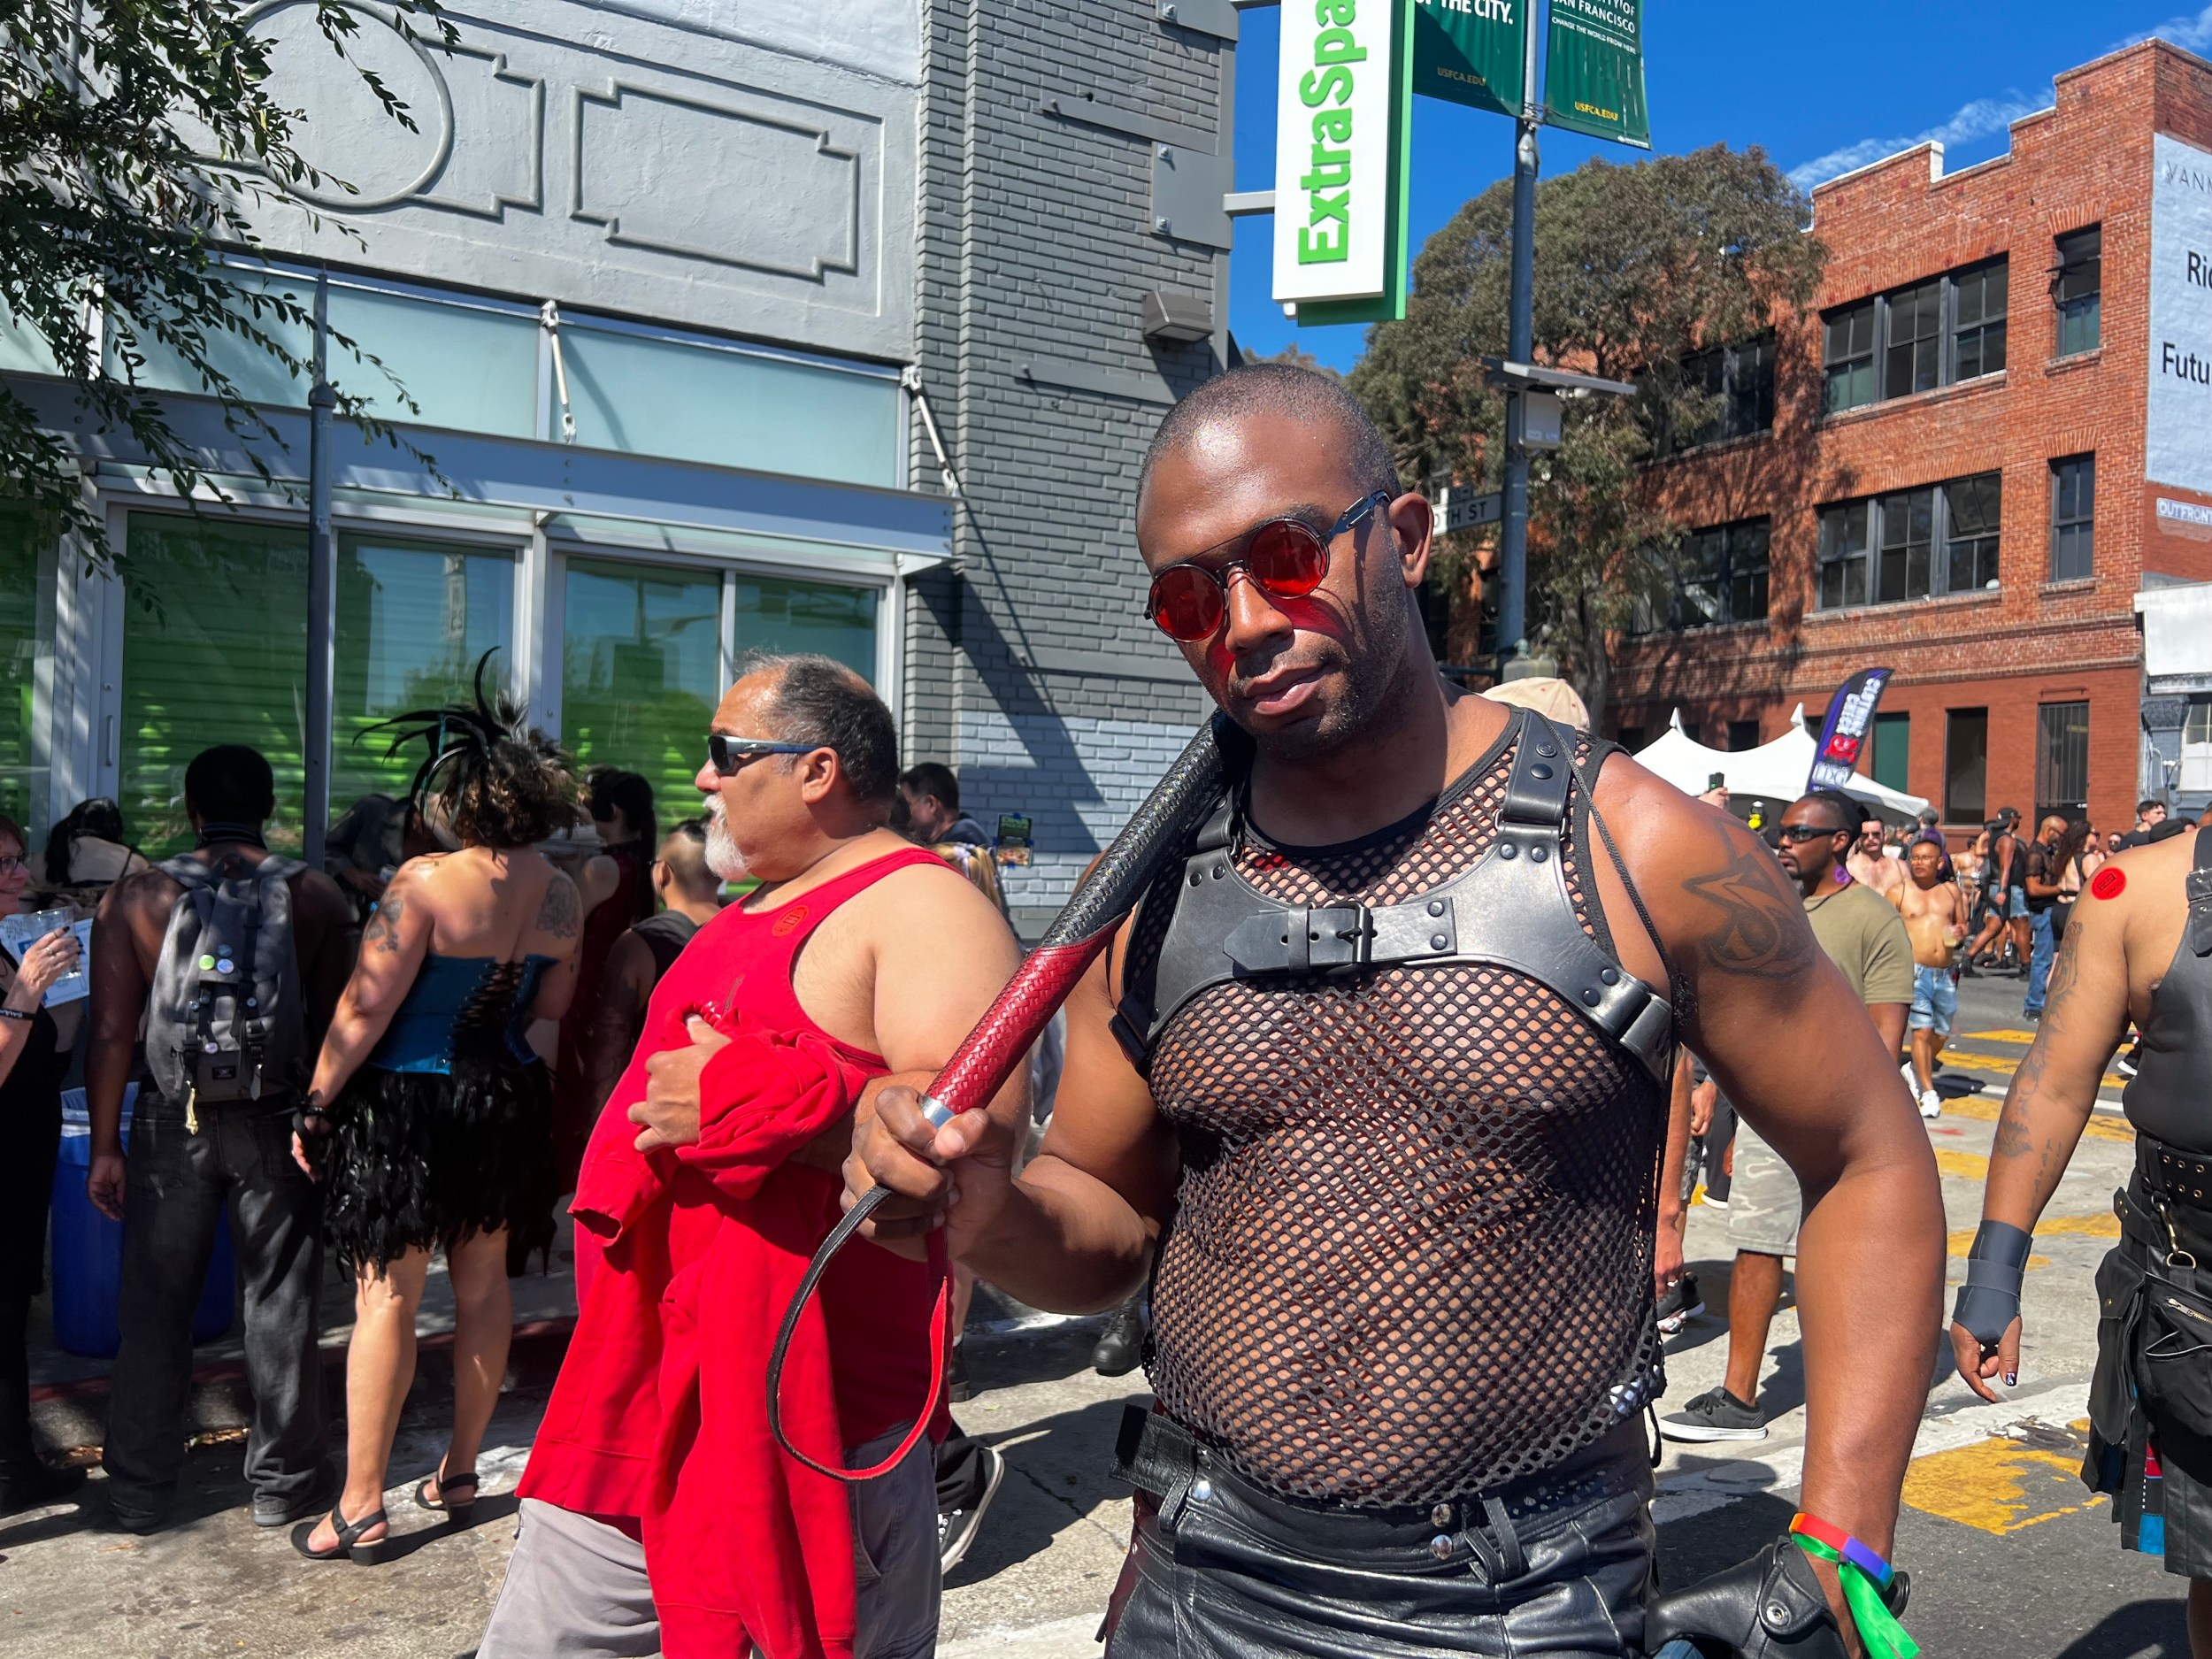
[49,1087,236,1358]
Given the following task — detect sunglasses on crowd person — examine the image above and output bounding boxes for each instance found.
[1142,488,1394,642]
[705,735,824,777]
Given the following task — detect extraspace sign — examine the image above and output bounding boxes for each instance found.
[1274,0,1413,325]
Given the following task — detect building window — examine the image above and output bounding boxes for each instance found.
[1876,486,1935,603]
[2051,454,2094,580]
[1727,718,1760,751]
[561,557,727,818]
[1669,334,1776,450]
[1884,280,1944,398]
[1669,518,1769,629]
[1824,300,1877,412]
[1945,709,1988,823]
[1817,499,1870,609]
[0,509,54,834]
[1819,472,2003,610]
[1944,472,2002,593]
[1950,258,2008,382]
[1617,725,1647,752]
[334,535,516,809]
[1872,711,1910,795]
[2055,225,2101,357]
[2036,701,2091,823]
[2182,698,2212,794]
[120,517,311,856]
[1824,256,2012,416]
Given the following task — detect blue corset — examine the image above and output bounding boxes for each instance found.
[370,953,554,1075]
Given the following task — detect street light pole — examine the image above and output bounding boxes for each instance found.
[303,268,335,868]
[1496,5,1541,682]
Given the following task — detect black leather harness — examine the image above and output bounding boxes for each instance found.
[1110,710,1673,1086]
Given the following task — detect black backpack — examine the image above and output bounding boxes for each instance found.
[147,851,309,1110]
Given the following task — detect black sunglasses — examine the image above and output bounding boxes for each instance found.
[706,734,823,777]
[1777,822,1848,844]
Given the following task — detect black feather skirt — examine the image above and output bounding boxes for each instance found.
[324,1051,556,1275]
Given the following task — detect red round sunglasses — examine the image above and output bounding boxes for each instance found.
[1142,489,1394,642]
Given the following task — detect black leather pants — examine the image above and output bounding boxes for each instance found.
[1105,1414,1655,1657]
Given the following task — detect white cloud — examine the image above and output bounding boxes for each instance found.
[1786,93,2051,191]
[1787,5,2212,194]
[2112,4,2212,53]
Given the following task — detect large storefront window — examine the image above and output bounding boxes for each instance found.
[0,510,54,833]
[562,558,724,818]
[121,518,309,856]
[732,576,879,680]
[332,535,516,809]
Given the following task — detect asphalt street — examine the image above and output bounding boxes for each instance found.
[0,965,2186,1657]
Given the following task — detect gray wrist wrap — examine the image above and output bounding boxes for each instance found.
[1952,1219,2032,1347]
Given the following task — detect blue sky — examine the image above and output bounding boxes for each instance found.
[1229,1,2212,369]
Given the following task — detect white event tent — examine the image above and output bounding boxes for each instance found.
[1631,706,1932,822]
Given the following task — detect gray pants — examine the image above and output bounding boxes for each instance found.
[480,1428,940,1659]
[102,1091,326,1522]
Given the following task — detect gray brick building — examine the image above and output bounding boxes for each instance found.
[0,1,1236,926]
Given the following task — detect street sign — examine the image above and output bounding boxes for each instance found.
[1441,488,1503,532]
[1543,0,1649,149]
[1273,0,1414,326]
[1411,0,1525,117]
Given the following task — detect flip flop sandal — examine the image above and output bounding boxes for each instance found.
[414,1468,477,1523]
[290,1502,395,1565]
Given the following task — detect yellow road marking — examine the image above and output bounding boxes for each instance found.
[1901,1432,2107,1534]
[1935,1148,1990,1181]
[1961,1028,2042,1045]
[1934,1049,2130,1093]
[1945,1213,2117,1259]
[1937,1092,2135,1145]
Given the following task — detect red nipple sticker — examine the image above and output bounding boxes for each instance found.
[2091,866,2126,901]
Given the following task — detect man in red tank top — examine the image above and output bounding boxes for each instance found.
[481,657,1020,1659]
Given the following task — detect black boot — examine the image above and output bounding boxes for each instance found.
[1092,1298,1148,1378]
[0,1297,81,1513]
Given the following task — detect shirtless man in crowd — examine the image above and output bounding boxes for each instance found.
[1892,838,1970,1121]
[1847,816,1907,902]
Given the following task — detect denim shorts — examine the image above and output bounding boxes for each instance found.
[1910,964,1958,1036]
[2006,885,2029,919]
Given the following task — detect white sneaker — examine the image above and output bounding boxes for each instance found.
[1919,1088,1942,1119]
[1901,1060,1916,1087]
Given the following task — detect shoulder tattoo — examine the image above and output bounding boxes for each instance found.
[365,891,405,955]
[1680,831,1817,980]
[537,872,580,939]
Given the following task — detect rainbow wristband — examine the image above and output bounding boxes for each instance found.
[1788,1515,1918,1659]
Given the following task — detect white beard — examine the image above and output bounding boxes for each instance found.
[703,798,748,882]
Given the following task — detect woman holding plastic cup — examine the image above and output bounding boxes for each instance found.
[0,810,85,1512]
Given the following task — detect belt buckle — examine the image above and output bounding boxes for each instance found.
[1317,905,1372,975]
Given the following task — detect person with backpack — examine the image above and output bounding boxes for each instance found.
[290,677,584,1563]
[84,747,354,1534]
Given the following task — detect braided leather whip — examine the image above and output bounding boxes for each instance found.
[768,714,1241,1480]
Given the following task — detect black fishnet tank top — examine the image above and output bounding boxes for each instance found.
[1135,721,1670,1508]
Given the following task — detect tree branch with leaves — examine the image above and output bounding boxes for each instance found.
[0,0,457,561]
[1350,144,1826,719]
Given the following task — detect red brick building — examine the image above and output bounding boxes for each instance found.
[1614,40,2212,841]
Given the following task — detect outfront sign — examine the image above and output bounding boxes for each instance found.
[1543,0,1648,148]
[2148,133,2212,497]
[1274,0,1413,324]
[1411,0,1525,118]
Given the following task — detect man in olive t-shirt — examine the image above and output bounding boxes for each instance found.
[1662,788,1915,1442]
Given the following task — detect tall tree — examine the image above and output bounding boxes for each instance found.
[1350,145,1825,719]
[0,0,455,557]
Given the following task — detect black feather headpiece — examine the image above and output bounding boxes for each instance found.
[365,649,535,814]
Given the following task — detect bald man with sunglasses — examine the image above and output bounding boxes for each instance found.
[854,365,1940,1658]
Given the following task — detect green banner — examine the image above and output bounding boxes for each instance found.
[1411,0,1525,117]
[1544,0,1649,148]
